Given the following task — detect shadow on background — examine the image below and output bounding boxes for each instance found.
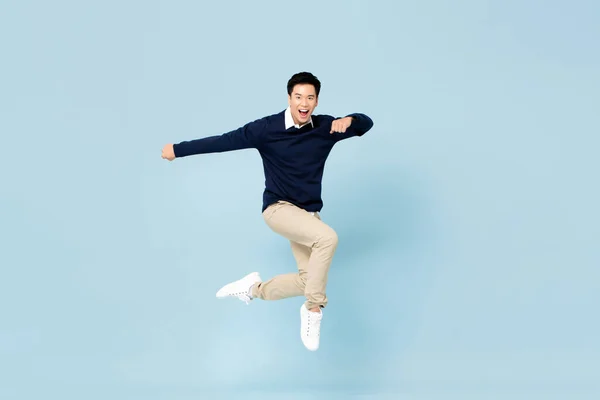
[319,161,440,390]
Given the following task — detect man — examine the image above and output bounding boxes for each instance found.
[161,72,374,351]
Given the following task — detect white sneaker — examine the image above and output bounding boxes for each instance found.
[300,304,323,351]
[215,272,261,305]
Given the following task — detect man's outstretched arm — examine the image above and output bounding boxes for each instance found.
[161,118,266,161]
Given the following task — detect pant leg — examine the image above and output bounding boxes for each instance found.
[254,201,338,309]
[252,240,311,300]
[291,240,312,289]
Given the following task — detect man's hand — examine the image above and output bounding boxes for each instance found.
[161,144,175,161]
[330,116,353,134]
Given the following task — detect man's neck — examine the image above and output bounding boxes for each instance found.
[285,107,313,130]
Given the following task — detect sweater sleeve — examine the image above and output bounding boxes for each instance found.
[330,113,374,141]
[173,117,267,158]
[345,113,374,137]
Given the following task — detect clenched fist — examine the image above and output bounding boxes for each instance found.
[161,144,175,161]
[330,116,353,134]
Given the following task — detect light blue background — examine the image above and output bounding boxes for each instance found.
[1,0,599,399]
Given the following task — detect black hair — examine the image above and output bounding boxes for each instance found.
[287,72,321,96]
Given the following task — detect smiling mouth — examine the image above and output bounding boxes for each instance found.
[299,109,309,118]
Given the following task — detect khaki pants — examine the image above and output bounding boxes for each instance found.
[252,201,339,309]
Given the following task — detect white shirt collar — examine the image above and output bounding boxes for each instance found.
[285,107,313,130]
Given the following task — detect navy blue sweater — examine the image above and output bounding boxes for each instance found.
[173,110,374,212]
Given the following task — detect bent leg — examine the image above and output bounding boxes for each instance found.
[257,201,338,309]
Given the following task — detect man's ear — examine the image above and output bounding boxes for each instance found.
[288,95,291,107]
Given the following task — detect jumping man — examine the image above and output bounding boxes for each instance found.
[161,72,374,351]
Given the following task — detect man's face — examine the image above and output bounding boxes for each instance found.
[288,84,318,126]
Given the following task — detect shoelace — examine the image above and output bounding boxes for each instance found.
[305,312,322,337]
[231,291,251,305]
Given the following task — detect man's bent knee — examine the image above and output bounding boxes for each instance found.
[318,230,338,248]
